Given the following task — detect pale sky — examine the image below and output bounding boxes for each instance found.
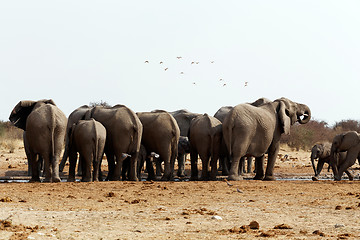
[1,1,359,126]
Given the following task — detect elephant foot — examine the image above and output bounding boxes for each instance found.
[52,177,61,183]
[189,176,199,181]
[227,175,243,181]
[263,175,276,181]
[221,170,229,176]
[160,175,173,181]
[253,175,264,180]
[177,171,186,178]
[81,178,91,182]
[311,176,319,181]
[128,176,139,181]
[349,176,354,181]
[67,177,75,182]
[29,177,41,183]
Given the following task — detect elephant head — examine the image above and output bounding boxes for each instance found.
[275,98,311,135]
[9,99,56,130]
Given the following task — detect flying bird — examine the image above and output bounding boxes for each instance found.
[219,78,223,81]
[180,72,184,74]
[164,68,168,71]
[177,56,182,59]
[196,62,199,64]
[192,82,196,85]
[144,60,149,63]
[223,83,227,87]
[191,62,195,64]
[160,61,163,64]
[210,61,214,63]
[244,81,248,87]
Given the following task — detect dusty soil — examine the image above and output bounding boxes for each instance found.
[1,143,360,239]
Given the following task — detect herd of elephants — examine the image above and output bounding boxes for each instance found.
[7,97,359,183]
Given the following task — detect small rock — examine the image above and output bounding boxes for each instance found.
[0,197,12,202]
[249,221,259,229]
[335,205,342,210]
[106,192,116,197]
[211,215,222,220]
[335,224,345,228]
[259,231,275,237]
[313,230,326,236]
[274,223,292,229]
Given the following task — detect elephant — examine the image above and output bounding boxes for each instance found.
[330,131,360,181]
[9,99,67,182]
[85,105,143,181]
[310,142,352,180]
[188,113,222,180]
[59,105,92,173]
[214,98,272,176]
[170,110,201,177]
[67,119,106,182]
[222,97,311,181]
[136,111,180,181]
[133,144,160,180]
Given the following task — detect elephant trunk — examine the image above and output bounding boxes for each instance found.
[310,155,317,176]
[296,104,311,124]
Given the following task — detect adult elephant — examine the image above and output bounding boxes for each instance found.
[170,109,201,177]
[9,99,67,182]
[59,105,92,173]
[189,114,222,180]
[137,111,180,181]
[223,97,311,181]
[214,98,271,175]
[330,131,360,181]
[86,105,143,181]
[67,119,106,182]
[310,142,352,180]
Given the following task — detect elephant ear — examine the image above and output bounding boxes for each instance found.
[9,101,37,130]
[278,101,291,135]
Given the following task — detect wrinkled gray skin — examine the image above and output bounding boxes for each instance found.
[9,99,67,182]
[214,98,271,176]
[60,105,92,173]
[136,111,180,181]
[310,142,351,179]
[23,132,43,176]
[86,105,143,181]
[189,114,222,180]
[330,131,360,181]
[170,110,201,177]
[223,97,311,181]
[68,119,106,182]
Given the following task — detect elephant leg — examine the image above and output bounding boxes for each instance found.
[210,153,219,181]
[128,153,138,181]
[219,156,229,176]
[156,159,163,176]
[106,153,115,181]
[345,170,354,181]
[247,157,253,173]
[67,150,77,182]
[253,155,265,180]
[121,158,129,180]
[51,152,61,183]
[161,151,172,181]
[336,152,358,181]
[228,154,243,181]
[200,153,210,181]
[190,150,199,181]
[93,158,100,182]
[177,153,186,177]
[239,157,245,175]
[81,154,92,182]
[29,153,41,182]
[42,154,52,182]
[263,142,280,181]
[146,157,156,181]
[315,160,325,177]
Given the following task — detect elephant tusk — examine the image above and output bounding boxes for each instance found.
[121,153,131,158]
[150,152,160,158]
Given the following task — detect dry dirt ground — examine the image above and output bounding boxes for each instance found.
[1,142,360,240]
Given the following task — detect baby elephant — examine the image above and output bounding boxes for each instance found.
[310,142,351,180]
[68,119,106,182]
[189,114,222,180]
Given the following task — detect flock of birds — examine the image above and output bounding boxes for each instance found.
[144,57,248,88]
